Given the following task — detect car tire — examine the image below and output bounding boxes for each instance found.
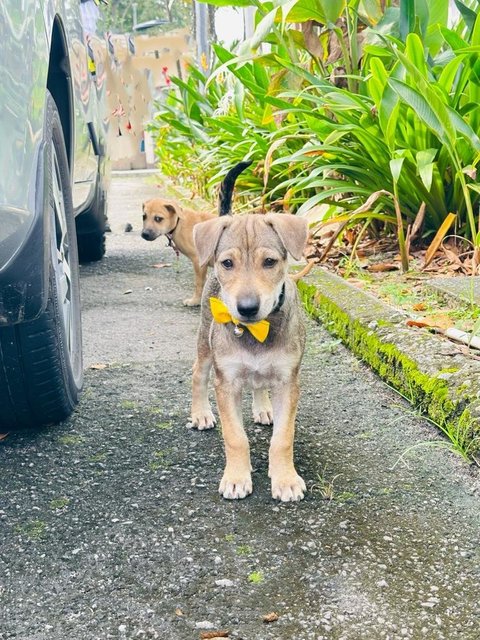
[0,93,83,430]
[76,179,107,263]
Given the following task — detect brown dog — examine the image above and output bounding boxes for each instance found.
[142,199,215,306]
[141,162,253,306]
[190,212,309,502]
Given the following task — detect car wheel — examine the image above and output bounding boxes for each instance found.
[76,179,107,263]
[0,93,83,430]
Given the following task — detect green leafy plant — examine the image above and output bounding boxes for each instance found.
[150,0,480,268]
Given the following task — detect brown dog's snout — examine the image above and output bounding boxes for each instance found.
[237,295,260,320]
[141,229,155,241]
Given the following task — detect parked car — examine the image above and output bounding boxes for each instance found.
[0,1,109,430]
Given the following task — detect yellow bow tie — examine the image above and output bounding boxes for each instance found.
[209,297,270,343]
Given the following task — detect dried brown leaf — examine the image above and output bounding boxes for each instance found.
[410,201,426,241]
[424,213,457,267]
[263,612,280,624]
[151,263,172,269]
[175,608,183,617]
[90,363,108,370]
[199,632,229,639]
[412,302,427,311]
[302,20,323,57]
[366,263,399,272]
[406,314,454,330]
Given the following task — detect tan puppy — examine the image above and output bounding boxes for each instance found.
[190,213,309,502]
[141,199,215,306]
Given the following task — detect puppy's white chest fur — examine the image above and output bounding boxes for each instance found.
[215,348,297,389]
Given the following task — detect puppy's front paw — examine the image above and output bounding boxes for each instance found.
[183,296,201,307]
[219,469,253,500]
[189,408,216,430]
[271,472,306,502]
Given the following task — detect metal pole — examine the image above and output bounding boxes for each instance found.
[194,1,209,71]
[132,2,138,29]
[243,6,255,39]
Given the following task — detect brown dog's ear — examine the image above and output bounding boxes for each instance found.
[164,204,177,215]
[264,214,308,260]
[194,217,232,267]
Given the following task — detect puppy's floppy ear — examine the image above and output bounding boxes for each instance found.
[164,202,187,219]
[194,217,231,267]
[164,203,178,215]
[264,213,308,260]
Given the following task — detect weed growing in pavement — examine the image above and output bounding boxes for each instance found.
[236,545,252,556]
[16,520,47,540]
[148,450,171,471]
[335,491,357,503]
[121,400,137,410]
[49,497,70,511]
[310,466,341,501]
[154,421,172,431]
[89,452,107,462]
[390,405,480,468]
[248,571,264,584]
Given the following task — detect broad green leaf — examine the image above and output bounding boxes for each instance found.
[392,49,457,144]
[405,33,428,79]
[197,0,253,5]
[438,54,466,93]
[320,0,346,25]
[447,106,480,152]
[378,62,403,136]
[359,0,384,26]
[388,78,445,139]
[368,57,388,107]
[440,26,468,51]
[390,157,405,183]
[416,149,437,190]
[385,101,401,151]
[472,11,480,46]
[424,0,448,55]
[454,0,477,33]
[286,0,345,24]
[399,0,415,40]
[250,8,278,50]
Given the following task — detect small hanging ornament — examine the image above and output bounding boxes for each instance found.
[233,324,244,338]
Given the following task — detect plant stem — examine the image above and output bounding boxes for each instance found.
[393,181,409,273]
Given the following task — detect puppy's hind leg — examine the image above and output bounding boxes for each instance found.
[183,260,208,307]
[252,388,273,425]
[190,326,215,430]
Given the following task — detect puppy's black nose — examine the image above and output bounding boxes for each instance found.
[141,230,153,241]
[237,297,260,319]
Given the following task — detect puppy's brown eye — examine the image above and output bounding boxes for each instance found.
[154,216,163,223]
[221,259,234,269]
[263,257,277,268]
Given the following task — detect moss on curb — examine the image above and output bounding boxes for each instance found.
[298,280,480,457]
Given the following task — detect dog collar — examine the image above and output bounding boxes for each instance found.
[166,218,180,256]
[271,283,286,314]
[209,297,270,343]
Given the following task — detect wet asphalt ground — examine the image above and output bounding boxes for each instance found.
[1,173,480,640]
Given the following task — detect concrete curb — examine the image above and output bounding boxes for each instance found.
[298,269,480,457]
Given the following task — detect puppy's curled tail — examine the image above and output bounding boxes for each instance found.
[289,259,316,282]
[218,160,253,216]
